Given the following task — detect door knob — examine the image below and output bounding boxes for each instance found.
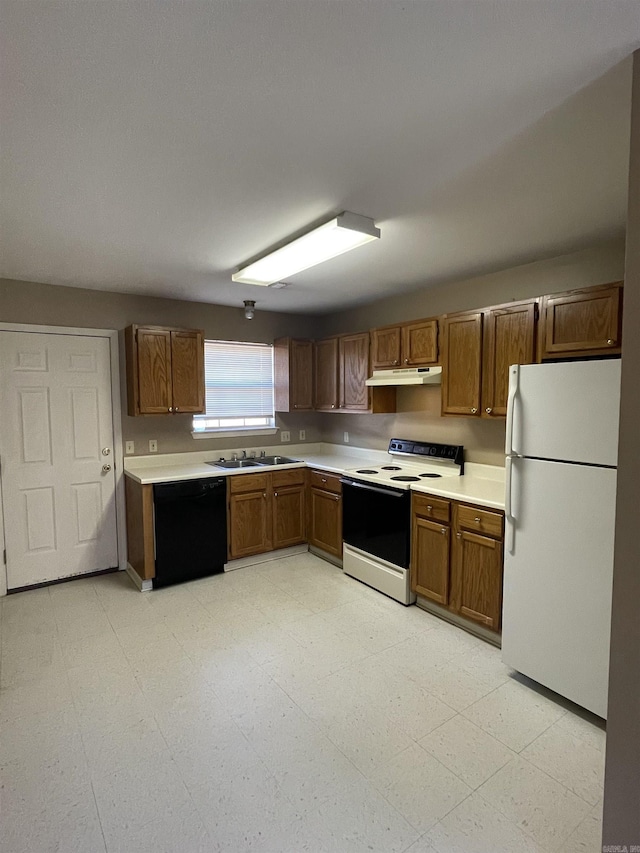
[102,447,111,456]
[102,464,112,473]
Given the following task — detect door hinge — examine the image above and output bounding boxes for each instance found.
[534,302,540,320]
[2,549,6,566]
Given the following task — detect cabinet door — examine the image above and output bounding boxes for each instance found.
[291,340,314,410]
[309,487,342,557]
[137,328,173,414]
[371,327,401,369]
[229,490,271,559]
[541,283,622,358]
[314,338,339,410]
[170,330,205,414]
[451,529,503,631]
[441,312,483,416]
[272,485,306,549]
[482,302,536,418]
[402,319,438,366]
[339,333,370,411]
[411,516,450,604]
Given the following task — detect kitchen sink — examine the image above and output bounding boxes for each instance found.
[254,456,300,466]
[207,459,261,469]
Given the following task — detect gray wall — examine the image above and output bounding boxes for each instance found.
[316,242,626,465]
[602,49,640,847]
[0,278,322,455]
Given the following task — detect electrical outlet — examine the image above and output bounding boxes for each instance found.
[125,441,135,454]
[281,431,291,442]
[299,430,306,441]
[344,431,349,443]
[149,439,158,453]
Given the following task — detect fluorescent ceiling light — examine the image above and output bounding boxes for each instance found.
[232,212,380,286]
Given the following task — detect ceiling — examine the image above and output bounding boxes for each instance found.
[1,1,639,314]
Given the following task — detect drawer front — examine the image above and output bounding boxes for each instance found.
[457,504,503,539]
[272,467,306,489]
[412,493,450,523]
[229,472,270,494]
[310,469,342,494]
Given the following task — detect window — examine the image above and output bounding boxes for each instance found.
[192,340,275,435]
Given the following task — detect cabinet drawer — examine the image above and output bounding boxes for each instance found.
[412,493,450,523]
[457,504,503,539]
[310,470,342,494]
[229,473,269,494]
[272,468,305,488]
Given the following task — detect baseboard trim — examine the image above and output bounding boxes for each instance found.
[309,545,343,569]
[416,596,501,647]
[225,544,308,572]
[126,562,153,592]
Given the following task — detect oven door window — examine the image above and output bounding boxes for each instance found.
[342,481,410,568]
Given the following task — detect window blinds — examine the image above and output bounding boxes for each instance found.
[195,340,274,422]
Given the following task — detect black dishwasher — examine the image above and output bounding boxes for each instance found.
[153,478,227,588]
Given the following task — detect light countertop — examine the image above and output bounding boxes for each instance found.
[124,442,505,510]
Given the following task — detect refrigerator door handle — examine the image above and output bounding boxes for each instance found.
[505,455,515,554]
[505,364,520,456]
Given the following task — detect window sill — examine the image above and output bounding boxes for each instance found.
[191,427,279,440]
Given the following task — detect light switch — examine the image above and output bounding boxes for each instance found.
[281,431,291,442]
[149,440,158,453]
[125,441,135,454]
[343,432,349,443]
[299,430,306,441]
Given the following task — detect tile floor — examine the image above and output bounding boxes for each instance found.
[0,552,606,853]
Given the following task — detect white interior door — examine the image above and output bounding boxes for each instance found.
[0,331,118,589]
[502,456,616,718]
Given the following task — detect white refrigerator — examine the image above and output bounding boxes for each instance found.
[502,359,621,719]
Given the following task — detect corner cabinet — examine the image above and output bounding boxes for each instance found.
[125,325,204,416]
[539,281,623,359]
[274,338,314,412]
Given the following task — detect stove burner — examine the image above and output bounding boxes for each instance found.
[356,469,379,474]
[381,465,401,470]
[390,475,420,482]
[419,473,443,478]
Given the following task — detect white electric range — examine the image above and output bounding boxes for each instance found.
[340,438,464,604]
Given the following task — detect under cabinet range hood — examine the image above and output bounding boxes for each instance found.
[365,367,442,386]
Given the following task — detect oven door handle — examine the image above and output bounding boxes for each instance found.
[340,478,406,498]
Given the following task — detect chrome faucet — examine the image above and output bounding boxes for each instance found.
[260,450,266,458]
[241,450,247,459]
[231,452,238,461]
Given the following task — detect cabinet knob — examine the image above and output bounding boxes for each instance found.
[263,493,267,499]
[321,478,327,483]
[427,505,433,512]
[441,528,446,535]
[607,339,614,345]
[456,532,462,539]
[175,406,179,412]
[485,407,492,414]
[331,404,336,408]
[294,404,298,409]
[393,359,399,365]
[168,407,173,412]
[471,407,478,414]
[404,358,409,364]
[274,492,278,498]
[474,516,481,523]
[334,495,340,502]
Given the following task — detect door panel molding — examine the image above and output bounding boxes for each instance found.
[0,323,126,596]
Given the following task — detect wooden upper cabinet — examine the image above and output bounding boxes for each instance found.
[274,337,314,412]
[371,326,402,369]
[339,332,370,411]
[170,330,205,413]
[482,301,537,418]
[314,337,339,410]
[540,282,623,359]
[441,311,483,417]
[402,318,439,366]
[125,325,204,416]
[371,318,439,370]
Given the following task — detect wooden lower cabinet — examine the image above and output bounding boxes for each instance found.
[273,485,306,549]
[228,470,306,559]
[309,487,342,558]
[411,515,450,604]
[411,493,504,633]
